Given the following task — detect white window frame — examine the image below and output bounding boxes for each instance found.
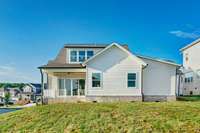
[69,49,94,64]
[92,72,102,88]
[127,72,137,88]
[69,50,78,63]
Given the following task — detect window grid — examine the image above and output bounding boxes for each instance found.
[127,73,136,88]
[92,73,101,88]
[70,50,94,63]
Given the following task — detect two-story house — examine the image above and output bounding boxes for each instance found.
[180,38,200,95]
[39,43,180,103]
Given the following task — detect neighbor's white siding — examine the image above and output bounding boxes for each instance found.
[23,85,32,93]
[142,58,177,96]
[181,41,200,95]
[86,45,142,96]
[183,41,200,70]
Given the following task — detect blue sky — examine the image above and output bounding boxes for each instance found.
[0,0,200,83]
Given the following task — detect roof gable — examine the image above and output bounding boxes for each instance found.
[83,43,147,66]
[180,38,200,52]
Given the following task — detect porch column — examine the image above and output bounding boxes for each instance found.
[40,69,44,104]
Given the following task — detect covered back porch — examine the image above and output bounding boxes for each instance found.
[40,68,87,101]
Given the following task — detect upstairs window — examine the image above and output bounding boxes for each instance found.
[70,50,94,63]
[70,51,77,62]
[127,73,136,87]
[92,73,101,87]
[87,51,94,59]
[79,51,85,62]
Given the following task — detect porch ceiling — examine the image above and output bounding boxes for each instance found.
[42,68,86,73]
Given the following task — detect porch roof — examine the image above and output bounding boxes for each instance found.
[38,63,85,69]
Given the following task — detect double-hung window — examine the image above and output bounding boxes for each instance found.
[70,51,77,62]
[127,73,136,88]
[92,73,101,87]
[79,51,85,62]
[87,51,94,59]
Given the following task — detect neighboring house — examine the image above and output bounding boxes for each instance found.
[0,88,5,97]
[39,43,180,103]
[0,84,41,104]
[4,87,21,102]
[0,88,4,104]
[0,87,21,103]
[30,83,42,95]
[21,84,34,101]
[21,83,41,102]
[179,38,200,95]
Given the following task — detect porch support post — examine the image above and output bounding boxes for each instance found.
[40,69,44,104]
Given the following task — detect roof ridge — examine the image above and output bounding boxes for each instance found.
[136,54,180,66]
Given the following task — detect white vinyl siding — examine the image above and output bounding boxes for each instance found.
[142,58,177,96]
[86,45,142,96]
[181,41,200,95]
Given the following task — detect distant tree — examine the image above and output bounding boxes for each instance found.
[4,92,11,107]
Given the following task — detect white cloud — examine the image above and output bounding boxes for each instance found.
[0,64,38,83]
[169,30,200,39]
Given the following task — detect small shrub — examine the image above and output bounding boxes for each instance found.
[4,92,11,106]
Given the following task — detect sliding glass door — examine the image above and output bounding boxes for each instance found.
[79,79,85,96]
[65,79,71,96]
[58,79,85,96]
[72,79,79,96]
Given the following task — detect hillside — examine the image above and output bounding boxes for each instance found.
[0,102,200,132]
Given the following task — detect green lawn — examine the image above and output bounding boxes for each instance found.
[177,96,200,101]
[1,102,200,133]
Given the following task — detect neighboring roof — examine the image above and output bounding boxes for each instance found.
[38,63,85,69]
[64,43,129,49]
[137,55,181,66]
[30,83,41,88]
[83,43,147,66]
[180,38,200,52]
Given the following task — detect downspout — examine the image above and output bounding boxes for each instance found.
[40,69,44,104]
[176,66,182,96]
[141,64,148,101]
[176,68,180,96]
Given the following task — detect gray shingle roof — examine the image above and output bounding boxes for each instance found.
[64,43,129,49]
